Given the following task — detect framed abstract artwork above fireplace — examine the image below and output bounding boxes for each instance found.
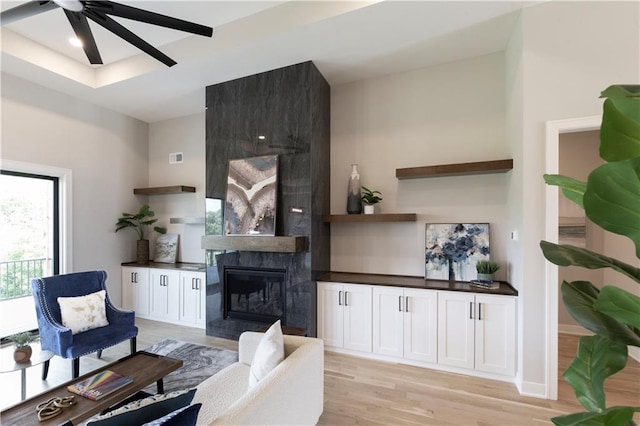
[224,155,278,236]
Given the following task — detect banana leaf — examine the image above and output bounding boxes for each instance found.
[552,406,640,426]
[562,335,627,412]
[561,281,640,347]
[540,241,640,284]
[593,286,640,331]
[544,174,586,209]
[584,158,640,257]
[599,85,640,162]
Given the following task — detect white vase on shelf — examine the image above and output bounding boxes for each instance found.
[364,205,375,214]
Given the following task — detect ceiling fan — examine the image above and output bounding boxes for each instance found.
[0,0,213,67]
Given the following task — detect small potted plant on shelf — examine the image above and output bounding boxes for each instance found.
[9,331,39,363]
[361,186,383,214]
[475,260,500,283]
[115,204,167,264]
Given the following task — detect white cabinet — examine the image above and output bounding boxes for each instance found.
[122,266,205,329]
[372,286,437,363]
[150,269,180,321]
[437,292,515,376]
[179,271,206,327]
[317,282,372,353]
[121,266,150,316]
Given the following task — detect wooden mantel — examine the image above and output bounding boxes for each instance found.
[201,235,308,253]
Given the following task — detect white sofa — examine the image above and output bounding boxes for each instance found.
[192,331,324,425]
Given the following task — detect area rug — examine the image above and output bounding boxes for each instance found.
[142,339,238,394]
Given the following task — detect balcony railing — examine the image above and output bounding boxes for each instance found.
[0,258,49,301]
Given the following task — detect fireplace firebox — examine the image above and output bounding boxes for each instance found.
[223,267,285,323]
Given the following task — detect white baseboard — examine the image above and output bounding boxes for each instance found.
[558,324,589,335]
[559,324,640,362]
[518,380,547,399]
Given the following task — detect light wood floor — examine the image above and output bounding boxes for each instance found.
[1,319,638,425]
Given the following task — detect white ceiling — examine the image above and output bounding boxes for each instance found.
[0,1,538,123]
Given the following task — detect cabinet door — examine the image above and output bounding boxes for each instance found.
[372,286,404,357]
[437,291,474,369]
[474,294,516,376]
[150,269,180,320]
[404,288,437,363]
[122,267,149,316]
[180,271,205,327]
[343,284,372,353]
[317,282,344,348]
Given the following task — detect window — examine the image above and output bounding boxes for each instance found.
[0,161,71,337]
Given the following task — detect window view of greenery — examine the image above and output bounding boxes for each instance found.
[0,173,54,301]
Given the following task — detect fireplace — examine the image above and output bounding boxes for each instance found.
[224,267,285,323]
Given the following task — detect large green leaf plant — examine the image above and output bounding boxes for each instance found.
[541,85,640,426]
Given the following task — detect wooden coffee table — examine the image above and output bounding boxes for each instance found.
[0,351,182,425]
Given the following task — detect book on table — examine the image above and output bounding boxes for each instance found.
[67,370,134,400]
[469,280,500,290]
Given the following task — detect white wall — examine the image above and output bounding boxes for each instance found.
[0,73,149,304]
[147,112,206,263]
[330,52,510,278]
[507,0,640,395]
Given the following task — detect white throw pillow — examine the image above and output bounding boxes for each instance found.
[249,320,284,388]
[58,290,109,334]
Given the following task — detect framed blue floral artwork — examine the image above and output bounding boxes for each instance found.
[425,223,490,282]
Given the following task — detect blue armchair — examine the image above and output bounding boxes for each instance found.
[31,270,138,379]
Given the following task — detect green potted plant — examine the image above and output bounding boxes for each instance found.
[475,260,500,283]
[541,85,640,425]
[115,204,167,264]
[9,331,39,363]
[361,186,383,214]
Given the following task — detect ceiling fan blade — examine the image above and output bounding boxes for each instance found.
[64,10,102,64]
[87,1,213,37]
[1,1,59,26]
[84,9,177,67]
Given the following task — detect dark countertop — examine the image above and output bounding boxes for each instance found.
[121,261,206,272]
[318,271,518,296]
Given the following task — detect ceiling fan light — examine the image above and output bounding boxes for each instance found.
[53,0,84,12]
[69,37,83,47]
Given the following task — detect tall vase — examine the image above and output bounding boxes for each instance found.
[346,164,362,214]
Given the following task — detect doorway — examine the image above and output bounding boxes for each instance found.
[544,116,601,400]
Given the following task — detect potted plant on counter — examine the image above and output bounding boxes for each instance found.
[115,204,167,264]
[475,260,500,283]
[361,186,383,214]
[9,331,39,363]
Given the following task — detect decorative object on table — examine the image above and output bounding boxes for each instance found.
[35,395,76,422]
[115,204,167,264]
[425,223,490,281]
[469,280,500,290]
[67,370,134,401]
[475,260,500,283]
[8,331,39,363]
[346,164,362,214]
[541,85,640,425]
[224,155,278,235]
[154,233,179,263]
[360,186,382,214]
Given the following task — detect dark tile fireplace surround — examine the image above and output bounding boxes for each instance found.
[203,61,330,340]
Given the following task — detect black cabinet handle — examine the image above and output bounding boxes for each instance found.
[398,296,402,312]
[478,303,482,321]
[405,296,409,313]
[469,301,473,319]
[338,290,343,306]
